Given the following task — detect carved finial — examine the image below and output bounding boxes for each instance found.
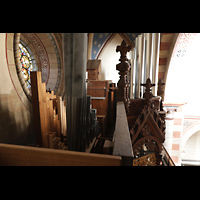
[116,40,132,63]
[141,78,155,100]
[157,79,165,111]
[116,40,132,112]
[157,79,165,97]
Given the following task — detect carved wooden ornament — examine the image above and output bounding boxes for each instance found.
[116,40,132,111]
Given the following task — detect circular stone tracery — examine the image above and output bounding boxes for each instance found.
[21,33,50,85]
[14,33,64,102]
[19,43,33,90]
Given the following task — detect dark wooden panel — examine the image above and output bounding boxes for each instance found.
[87,88,106,98]
[87,59,101,80]
[112,101,133,166]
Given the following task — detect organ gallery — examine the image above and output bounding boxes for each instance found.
[1,33,198,166]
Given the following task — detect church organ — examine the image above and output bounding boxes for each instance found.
[63,33,100,152]
[30,71,99,152]
[86,60,117,137]
[131,33,160,98]
[0,33,175,166]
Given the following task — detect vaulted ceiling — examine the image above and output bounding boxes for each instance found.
[88,33,178,87]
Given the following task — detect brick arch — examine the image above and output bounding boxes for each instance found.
[158,33,178,84]
[160,33,199,100]
[158,33,178,101]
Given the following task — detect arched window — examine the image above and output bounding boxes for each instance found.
[19,43,34,90]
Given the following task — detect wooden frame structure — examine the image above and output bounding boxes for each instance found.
[115,40,174,166]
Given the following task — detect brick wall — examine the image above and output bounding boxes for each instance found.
[164,103,186,165]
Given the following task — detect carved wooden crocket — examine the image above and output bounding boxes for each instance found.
[129,78,166,165]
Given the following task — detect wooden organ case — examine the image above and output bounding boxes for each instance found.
[87,60,101,80]
[28,40,171,166]
[86,60,116,137]
[115,40,167,166]
[0,38,176,166]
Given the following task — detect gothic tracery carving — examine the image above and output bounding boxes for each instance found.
[129,78,166,165]
[132,153,160,166]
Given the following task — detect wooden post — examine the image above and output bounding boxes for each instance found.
[31,71,43,146]
[116,40,132,112]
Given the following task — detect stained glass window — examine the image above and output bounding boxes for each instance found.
[19,43,33,89]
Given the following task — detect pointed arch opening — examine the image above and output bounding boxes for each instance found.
[93,33,134,84]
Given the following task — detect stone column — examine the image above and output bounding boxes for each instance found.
[164,103,186,166]
[164,110,174,155]
[63,33,88,151]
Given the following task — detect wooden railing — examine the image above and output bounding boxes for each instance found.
[161,145,175,166]
[112,101,134,165]
[0,143,121,166]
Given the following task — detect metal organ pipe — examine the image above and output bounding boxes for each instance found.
[135,37,140,98]
[139,35,146,98]
[133,33,160,99]
[130,47,137,99]
[144,33,154,80]
[152,33,160,96]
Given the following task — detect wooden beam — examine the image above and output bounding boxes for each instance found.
[0,143,121,166]
[112,101,134,165]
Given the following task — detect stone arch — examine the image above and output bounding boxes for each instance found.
[163,33,198,101]
[88,33,139,60]
[92,33,133,83]
[181,122,200,151]
[159,33,179,88]
[96,33,134,59]
[6,33,32,113]
[13,33,64,101]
